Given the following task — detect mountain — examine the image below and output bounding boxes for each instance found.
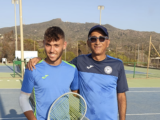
[0,18,160,51]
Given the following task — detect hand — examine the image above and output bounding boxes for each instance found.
[26,57,42,71]
[24,110,37,120]
[28,118,37,120]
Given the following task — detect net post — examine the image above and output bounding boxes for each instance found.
[133,62,136,78]
[146,35,151,78]
[13,61,15,77]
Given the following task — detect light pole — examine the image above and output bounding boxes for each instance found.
[12,0,18,51]
[19,0,25,78]
[98,5,104,25]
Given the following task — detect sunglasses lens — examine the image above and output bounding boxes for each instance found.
[90,37,97,42]
[99,36,105,42]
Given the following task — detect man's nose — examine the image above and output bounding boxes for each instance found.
[95,38,100,44]
[50,46,55,52]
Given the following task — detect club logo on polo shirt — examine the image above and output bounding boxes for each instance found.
[87,65,94,69]
[42,75,48,79]
[104,66,112,74]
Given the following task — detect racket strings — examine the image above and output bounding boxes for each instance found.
[48,94,86,120]
[50,96,69,119]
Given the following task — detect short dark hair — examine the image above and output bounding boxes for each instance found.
[44,26,65,42]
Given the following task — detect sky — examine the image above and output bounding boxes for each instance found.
[1,0,160,33]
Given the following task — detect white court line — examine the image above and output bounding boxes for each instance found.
[126,113,160,116]
[0,117,26,119]
[0,88,20,89]
[128,91,160,92]
[129,87,160,88]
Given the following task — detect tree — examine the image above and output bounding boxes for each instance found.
[1,31,15,62]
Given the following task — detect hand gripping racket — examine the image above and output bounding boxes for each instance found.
[47,92,88,120]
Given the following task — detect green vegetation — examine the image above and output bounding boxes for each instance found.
[62,51,76,62]
[107,50,135,63]
[38,48,46,59]
[0,19,159,65]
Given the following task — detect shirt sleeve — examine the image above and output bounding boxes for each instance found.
[117,62,129,93]
[21,69,35,93]
[69,57,78,66]
[70,67,79,90]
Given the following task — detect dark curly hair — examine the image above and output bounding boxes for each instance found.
[44,26,65,42]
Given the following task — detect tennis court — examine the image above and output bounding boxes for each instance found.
[125,65,160,78]
[0,63,160,120]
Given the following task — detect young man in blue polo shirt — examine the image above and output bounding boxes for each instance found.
[28,25,128,120]
[19,26,78,120]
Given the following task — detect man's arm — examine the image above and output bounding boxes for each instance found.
[19,92,37,120]
[117,92,127,120]
[24,111,37,120]
[27,57,42,70]
[71,90,79,93]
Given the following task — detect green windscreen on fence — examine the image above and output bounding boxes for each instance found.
[124,62,160,78]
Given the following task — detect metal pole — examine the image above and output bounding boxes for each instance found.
[19,0,24,78]
[14,3,18,50]
[12,0,18,50]
[34,41,35,51]
[146,35,152,78]
[138,44,139,64]
[77,41,78,56]
[65,49,66,61]
[135,44,136,62]
[99,9,101,25]
[98,6,104,25]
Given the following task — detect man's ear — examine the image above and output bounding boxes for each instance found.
[87,40,90,48]
[43,40,45,47]
[106,39,110,47]
[63,41,67,50]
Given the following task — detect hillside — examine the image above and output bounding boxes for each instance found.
[0,18,160,53]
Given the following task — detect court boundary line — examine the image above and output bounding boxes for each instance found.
[129,87,160,88]
[126,113,160,116]
[0,117,26,119]
[127,78,160,79]
[128,91,160,92]
[0,88,21,89]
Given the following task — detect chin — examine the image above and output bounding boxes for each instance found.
[48,58,57,62]
[92,52,103,56]
[92,51,103,55]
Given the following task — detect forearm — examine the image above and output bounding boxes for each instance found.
[19,91,36,120]
[117,93,127,120]
[71,90,79,93]
[24,110,37,120]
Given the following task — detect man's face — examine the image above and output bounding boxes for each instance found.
[43,38,67,64]
[87,30,110,56]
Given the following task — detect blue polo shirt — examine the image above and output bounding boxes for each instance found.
[21,60,78,120]
[70,54,128,120]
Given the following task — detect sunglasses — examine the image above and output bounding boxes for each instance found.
[88,36,109,43]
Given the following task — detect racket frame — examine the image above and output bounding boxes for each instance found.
[47,92,87,120]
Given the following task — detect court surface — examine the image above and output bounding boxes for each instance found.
[0,63,160,120]
[0,88,160,120]
[125,66,160,78]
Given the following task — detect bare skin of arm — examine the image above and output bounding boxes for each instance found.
[24,110,37,120]
[117,92,127,120]
[27,57,42,70]
[71,90,79,93]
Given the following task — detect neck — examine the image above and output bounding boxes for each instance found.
[45,57,62,66]
[91,53,106,61]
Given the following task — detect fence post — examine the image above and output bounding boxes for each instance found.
[133,62,136,78]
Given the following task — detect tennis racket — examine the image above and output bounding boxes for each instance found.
[47,92,88,120]
[29,88,36,116]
